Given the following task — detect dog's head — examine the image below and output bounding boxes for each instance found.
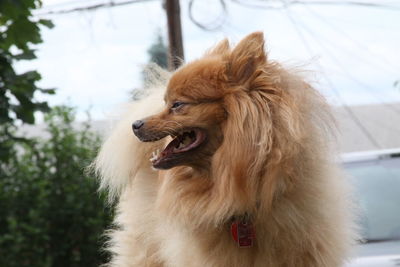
[132,32,304,199]
[133,32,289,175]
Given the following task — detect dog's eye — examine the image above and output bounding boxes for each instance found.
[171,101,185,110]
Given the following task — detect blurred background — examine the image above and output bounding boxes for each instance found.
[19,0,400,151]
[1,0,399,266]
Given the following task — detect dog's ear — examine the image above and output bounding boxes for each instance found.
[206,38,230,56]
[228,32,267,86]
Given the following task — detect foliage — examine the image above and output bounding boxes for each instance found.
[133,32,168,100]
[0,0,55,161]
[147,33,168,69]
[0,106,113,267]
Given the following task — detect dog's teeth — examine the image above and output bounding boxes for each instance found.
[150,150,160,162]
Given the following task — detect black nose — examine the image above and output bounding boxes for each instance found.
[132,120,144,131]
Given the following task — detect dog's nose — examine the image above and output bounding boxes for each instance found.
[132,120,144,131]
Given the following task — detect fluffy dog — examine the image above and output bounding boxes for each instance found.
[94,32,357,267]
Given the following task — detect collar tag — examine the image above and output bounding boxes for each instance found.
[230,215,255,247]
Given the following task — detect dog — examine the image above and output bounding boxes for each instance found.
[94,32,357,267]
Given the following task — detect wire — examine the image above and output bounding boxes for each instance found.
[287,7,400,139]
[37,0,400,18]
[188,0,228,31]
[231,0,286,9]
[40,0,99,10]
[35,0,158,16]
[283,6,381,149]
[301,4,400,73]
[231,0,400,10]
[287,9,400,115]
[290,0,400,10]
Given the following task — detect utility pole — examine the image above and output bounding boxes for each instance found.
[164,0,184,71]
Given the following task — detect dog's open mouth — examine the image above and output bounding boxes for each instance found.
[150,129,206,169]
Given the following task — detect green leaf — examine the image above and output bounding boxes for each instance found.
[22,70,41,81]
[38,88,56,95]
[34,101,50,112]
[14,50,37,60]
[14,107,35,124]
[0,0,56,167]
[38,19,54,29]
[6,17,41,50]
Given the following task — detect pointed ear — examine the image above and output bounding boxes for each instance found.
[206,38,230,56]
[228,32,267,85]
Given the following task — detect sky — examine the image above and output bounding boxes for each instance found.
[18,0,400,120]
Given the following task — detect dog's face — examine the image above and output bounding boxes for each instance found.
[132,32,280,174]
[133,58,228,170]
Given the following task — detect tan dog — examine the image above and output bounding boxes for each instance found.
[94,32,357,267]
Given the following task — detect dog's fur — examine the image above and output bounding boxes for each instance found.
[94,32,357,267]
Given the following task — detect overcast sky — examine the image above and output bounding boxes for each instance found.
[19,0,400,120]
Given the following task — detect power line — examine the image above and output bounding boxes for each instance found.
[292,0,400,10]
[36,0,400,17]
[289,6,400,142]
[231,0,286,9]
[35,0,158,16]
[293,16,399,79]
[188,0,400,33]
[231,0,400,10]
[287,9,400,115]
[301,4,400,73]
[40,0,99,10]
[283,7,381,149]
[188,0,227,31]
